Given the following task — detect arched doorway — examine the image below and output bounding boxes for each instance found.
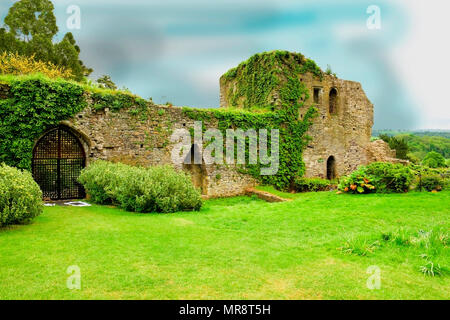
[326,156,337,180]
[329,88,338,114]
[183,144,207,195]
[32,126,86,200]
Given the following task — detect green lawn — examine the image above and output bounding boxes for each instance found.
[0,191,449,300]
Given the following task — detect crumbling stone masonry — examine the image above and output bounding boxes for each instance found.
[220,55,397,180]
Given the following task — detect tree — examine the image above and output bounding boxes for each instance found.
[422,151,446,168]
[4,0,58,41]
[53,33,92,80]
[96,75,117,90]
[379,134,409,160]
[1,0,92,81]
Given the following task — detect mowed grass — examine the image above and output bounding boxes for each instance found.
[0,191,449,300]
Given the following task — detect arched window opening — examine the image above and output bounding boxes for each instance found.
[183,144,207,195]
[313,88,321,104]
[329,88,338,114]
[32,126,86,200]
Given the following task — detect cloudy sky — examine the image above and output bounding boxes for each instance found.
[1,0,449,129]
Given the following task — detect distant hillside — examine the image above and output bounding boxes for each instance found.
[373,130,450,139]
[372,130,450,160]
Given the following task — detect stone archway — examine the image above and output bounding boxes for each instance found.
[326,156,337,180]
[183,144,208,195]
[32,125,86,200]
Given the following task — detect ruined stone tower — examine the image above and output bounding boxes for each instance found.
[219,51,396,179]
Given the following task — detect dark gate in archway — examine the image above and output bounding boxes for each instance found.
[32,126,86,200]
[326,156,337,180]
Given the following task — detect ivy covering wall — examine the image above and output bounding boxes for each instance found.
[185,51,322,190]
[0,75,86,169]
[221,50,323,110]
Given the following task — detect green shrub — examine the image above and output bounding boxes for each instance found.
[408,164,448,191]
[338,171,376,194]
[79,161,202,213]
[364,162,414,193]
[339,162,413,194]
[77,161,126,204]
[0,164,43,227]
[422,151,446,168]
[420,175,445,192]
[294,177,331,192]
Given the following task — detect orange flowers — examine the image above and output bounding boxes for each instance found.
[350,184,357,191]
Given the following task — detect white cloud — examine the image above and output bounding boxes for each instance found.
[391,0,450,129]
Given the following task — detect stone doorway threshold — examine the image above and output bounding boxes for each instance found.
[44,201,91,207]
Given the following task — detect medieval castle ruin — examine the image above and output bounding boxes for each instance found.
[1,51,399,199]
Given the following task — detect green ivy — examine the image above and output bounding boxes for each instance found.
[0,77,86,170]
[91,91,147,112]
[185,51,321,190]
[183,97,317,189]
[222,50,322,110]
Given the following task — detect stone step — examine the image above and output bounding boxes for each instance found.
[245,188,291,203]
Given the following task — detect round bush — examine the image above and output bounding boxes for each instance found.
[77,160,127,204]
[0,164,43,227]
[422,151,446,168]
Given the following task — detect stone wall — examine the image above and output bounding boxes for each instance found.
[366,139,409,165]
[65,98,257,198]
[299,73,375,178]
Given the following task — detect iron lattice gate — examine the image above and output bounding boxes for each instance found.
[32,126,86,200]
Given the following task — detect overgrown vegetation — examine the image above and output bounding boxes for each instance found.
[78,161,202,213]
[96,75,118,90]
[0,75,86,169]
[222,50,322,110]
[0,164,42,227]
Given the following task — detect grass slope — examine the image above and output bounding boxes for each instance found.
[0,191,449,300]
